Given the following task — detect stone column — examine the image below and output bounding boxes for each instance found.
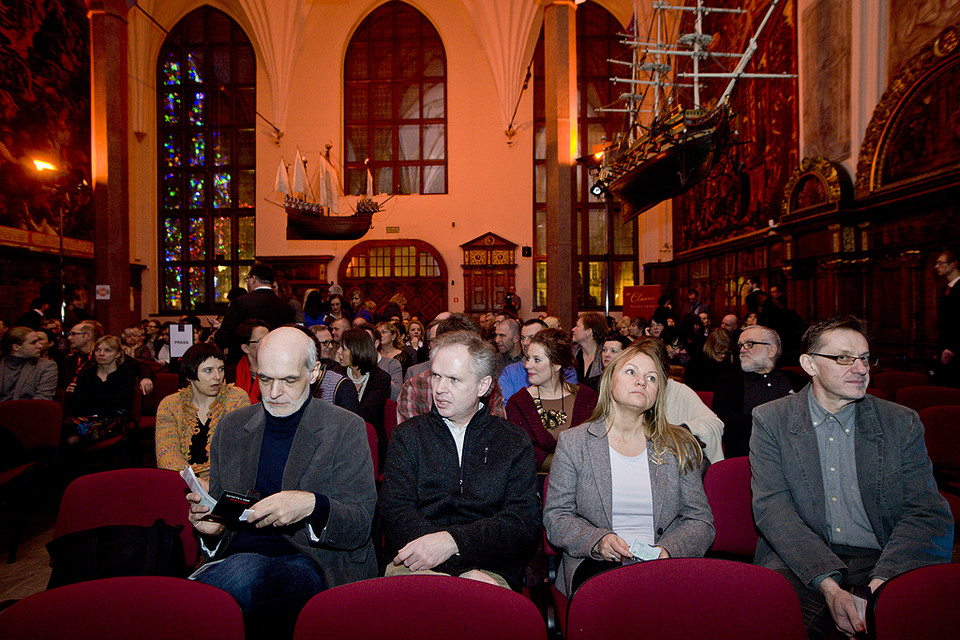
[86,0,133,333]
[542,0,578,326]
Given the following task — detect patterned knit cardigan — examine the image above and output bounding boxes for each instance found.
[155,384,249,479]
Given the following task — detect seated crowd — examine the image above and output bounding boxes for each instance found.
[0,263,955,640]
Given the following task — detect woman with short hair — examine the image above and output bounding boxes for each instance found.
[155,342,248,479]
[544,338,714,597]
[337,328,392,468]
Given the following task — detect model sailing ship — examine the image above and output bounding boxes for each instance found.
[595,0,792,221]
[274,144,380,240]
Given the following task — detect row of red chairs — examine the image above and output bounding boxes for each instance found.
[2,562,957,640]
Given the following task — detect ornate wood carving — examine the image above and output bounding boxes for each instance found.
[856,24,960,198]
[781,157,848,216]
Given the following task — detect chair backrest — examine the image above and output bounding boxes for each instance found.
[0,576,243,640]
[918,405,960,473]
[365,421,379,479]
[55,468,198,569]
[566,558,805,640]
[896,385,960,411]
[0,399,63,452]
[695,390,714,409]
[869,563,960,640]
[294,574,546,640]
[702,456,758,556]
[141,373,181,417]
[871,370,929,400]
[866,387,889,401]
[384,397,398,441]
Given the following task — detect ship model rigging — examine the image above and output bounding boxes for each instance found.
[593,0,793,221]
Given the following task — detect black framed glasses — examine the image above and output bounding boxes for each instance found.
[808,353,878,367]
[738,341,771,350]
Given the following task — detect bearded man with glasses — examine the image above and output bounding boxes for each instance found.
[750,316,952,639]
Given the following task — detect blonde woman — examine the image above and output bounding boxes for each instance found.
[544,337,714,597]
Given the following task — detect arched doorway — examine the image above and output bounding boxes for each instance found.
[339,240,447,320]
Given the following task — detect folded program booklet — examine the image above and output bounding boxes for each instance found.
[181,467,256,522]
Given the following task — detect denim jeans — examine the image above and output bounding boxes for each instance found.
[192,552,326,639]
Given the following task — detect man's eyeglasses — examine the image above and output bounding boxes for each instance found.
[318,340,335,347]
[808,353,878,367]
[738,341,771,350]
[68,330,89,337]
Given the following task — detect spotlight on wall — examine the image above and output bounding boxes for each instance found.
[590,181,606,197]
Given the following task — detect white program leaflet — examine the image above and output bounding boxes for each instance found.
[181,466,216,510]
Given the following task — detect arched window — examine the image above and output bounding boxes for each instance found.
[157,7,256,313]
[344,1,447,195]
[533,2,635,310]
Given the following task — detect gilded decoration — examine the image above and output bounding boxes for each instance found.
[780,157,845,216]
[856,23,960,198]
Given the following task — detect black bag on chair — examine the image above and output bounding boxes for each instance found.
[46,518,186,589]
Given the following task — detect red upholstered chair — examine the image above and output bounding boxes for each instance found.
[565,558,806,640]
[868,563,960,640]
[695,390,714,409]
[870,370,929,401]
[541,474,569,637]
[896,385,960,412]
[384,397,398,441]
[0,399,63,563]
[139,372,182,432]
[866,387,889,401]
[919,405,960,488]
[0,576,243,640]
[293,574,547,640]
[54,468,198,573]
[702,456,758,558]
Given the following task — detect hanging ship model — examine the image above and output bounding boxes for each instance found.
[594,0,793,222]
[274,144,382,240]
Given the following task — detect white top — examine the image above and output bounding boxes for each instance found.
[610,446,655,546]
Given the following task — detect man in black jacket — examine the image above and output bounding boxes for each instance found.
[378,330,540,591]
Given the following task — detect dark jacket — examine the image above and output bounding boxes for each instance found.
[215,287,296,351]
[378,404,541,591]
[357,366,392,467]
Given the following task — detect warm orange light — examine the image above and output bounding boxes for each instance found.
[33,159,58,172]
[593,151,604,160]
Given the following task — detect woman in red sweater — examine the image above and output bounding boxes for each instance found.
[506,328,598,471]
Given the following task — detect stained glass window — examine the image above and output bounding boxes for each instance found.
[157,6,256,313]
[344,1,447,195]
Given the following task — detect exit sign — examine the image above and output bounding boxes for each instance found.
[386,226,400,233]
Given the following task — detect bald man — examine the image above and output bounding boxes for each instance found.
[187,327,377,638]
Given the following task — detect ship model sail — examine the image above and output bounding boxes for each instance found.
[595,0,792,222]
[276,145,379,240]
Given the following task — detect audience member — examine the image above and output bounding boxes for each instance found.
[379,330,540,591]
[377,321,412,376]
[337,328,391,468]
[934,249,960,387]
[0,327,57,401]
[744,312,759,327]
[750,316,953,638]
[60,320,104,390]
[301,290,326,328]
[309,325,338,361]
[67,335,137,418]
[720,313,740,335]
[396,314,507,422]
[583,334,632,391]
[186,327,377,638]
[62,286,92,330]
[14,297,49,330]
[405,319,428,364]
[328,318,351,346]
[324,293,353,326]
[234,320,271,403]
[349,288,373,324]
[156,343,249,478]
[214,263,295,368]
[543,339,714,598]
[714,325,805,458]
[543,316,561,330]
[682,328,735,392]
[506,328,598,471]
[403,320,440,382]
[362,325,402,399]
[682,289,709,317]
[121,326,154,362]
[758,285,806,365]
[494,317,523,369]
[572,312,606,380]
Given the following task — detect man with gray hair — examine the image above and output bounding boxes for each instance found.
[713,325,805,457]
[379,330,540,591]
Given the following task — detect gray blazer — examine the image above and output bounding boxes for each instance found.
[0,356,58,401]
[208,397,378,587]
[543,419,714,596]
[750,385,953,586]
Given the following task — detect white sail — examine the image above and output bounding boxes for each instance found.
[365,159,374,198]
[292,148,313,199]
[317,153,340,215]
[275,157,291,195]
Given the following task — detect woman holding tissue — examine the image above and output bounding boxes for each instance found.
[543,337,714,597]
[155,343,248,479]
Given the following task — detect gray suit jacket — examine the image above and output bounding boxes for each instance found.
[543,419,714,596]
[750,385,953,586]
[0,356,58,401]
[208,397,378,587]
